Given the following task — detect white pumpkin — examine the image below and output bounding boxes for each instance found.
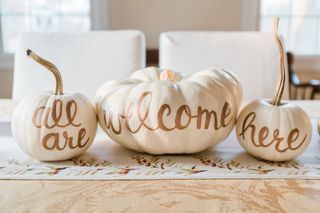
[236,18,312,161]
[95,67,242,154]
[11,50,97,161]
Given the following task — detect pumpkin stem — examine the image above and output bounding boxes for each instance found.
[160,69,176,82]
[26,49,64,95]
[272,17,286,106]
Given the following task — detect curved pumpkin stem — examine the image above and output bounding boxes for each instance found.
[272,17,286,106]
[160,69,176,83]
[26,49,64,95]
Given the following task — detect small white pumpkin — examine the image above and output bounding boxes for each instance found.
[236,18,312,161]
[95,67,242,154]
[11,50,97,161]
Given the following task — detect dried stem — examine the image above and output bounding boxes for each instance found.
[26,49,63,95]
[272,17,286,106]
[160,69,176,82]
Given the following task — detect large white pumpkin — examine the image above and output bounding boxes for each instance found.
[95,67,242,154]
[11,50,97,161]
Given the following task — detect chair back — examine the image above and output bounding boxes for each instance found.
[13,31,146,100]
[159,31,289,101]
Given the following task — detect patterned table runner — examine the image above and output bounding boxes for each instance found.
[1,121,320,180]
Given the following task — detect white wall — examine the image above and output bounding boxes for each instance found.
[1,0,319,98]
[108,0,242,48]
[0,0,243,98]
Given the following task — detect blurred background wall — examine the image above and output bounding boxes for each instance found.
[108,0,242,48]
[0,0,243,98]
[0,0,319,98]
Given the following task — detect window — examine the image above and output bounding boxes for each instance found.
[260,0,320,55]
[0,0,91,54]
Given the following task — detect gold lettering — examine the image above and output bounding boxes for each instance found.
[288,128,306,150]
[32,99,89,151]
[158,104,175,131]
[239,112,259,146]
[238,111,308,153]
[42,132,67,151]
[175,105,192,130]
[102,91,234,134]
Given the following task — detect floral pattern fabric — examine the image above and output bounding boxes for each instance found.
[1,128,320,180]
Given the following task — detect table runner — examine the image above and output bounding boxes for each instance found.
[1,121,320,180]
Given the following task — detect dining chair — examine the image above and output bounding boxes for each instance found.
[13,31,146,100]
[287,52,320,100]
[159,31,289,101]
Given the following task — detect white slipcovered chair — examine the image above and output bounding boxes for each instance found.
[13,31,146,100]
[159,32,289,101]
